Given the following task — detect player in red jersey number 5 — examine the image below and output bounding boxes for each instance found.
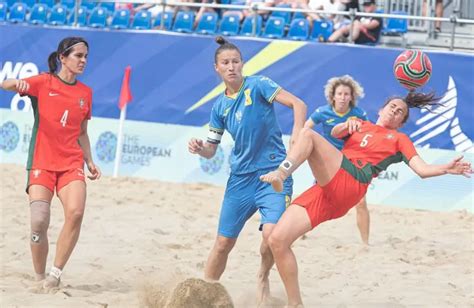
[1,37,101,290]
[260,91,472,307]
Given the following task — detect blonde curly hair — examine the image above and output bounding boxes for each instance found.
[324,75,365,108]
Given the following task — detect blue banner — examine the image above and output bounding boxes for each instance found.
[1,25,473,152]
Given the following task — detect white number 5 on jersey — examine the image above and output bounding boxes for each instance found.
[360,134,372,147]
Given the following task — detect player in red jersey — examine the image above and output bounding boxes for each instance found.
[259,92,472,307]
[0,37,101,291]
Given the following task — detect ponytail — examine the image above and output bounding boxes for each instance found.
[48,51,59,74]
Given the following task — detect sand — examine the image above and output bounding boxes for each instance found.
[0,163,473,307]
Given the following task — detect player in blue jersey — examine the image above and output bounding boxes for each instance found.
[188,36,307,306]
[304,75,371,245]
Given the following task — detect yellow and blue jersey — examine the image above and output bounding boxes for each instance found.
[310,104,368,150]
[208,75,286,175]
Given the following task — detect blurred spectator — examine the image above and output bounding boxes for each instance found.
[223,0,275,21]
[307,0,346,28]
[135,0,197,19]
[423,0,443,32]
[328,0,381,44]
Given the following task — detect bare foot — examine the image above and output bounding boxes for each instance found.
[260,169,285,192]
[285,304,304,308]
[42,275,60,291]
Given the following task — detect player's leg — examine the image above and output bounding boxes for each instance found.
[255,174,293,306]
[205,173,255,281]
[260,127,343,191]
[28,178,54,281]
[44,174,86,289]
[268,205,312,307]
[355,196,370,245]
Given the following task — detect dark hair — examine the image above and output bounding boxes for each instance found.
[383,91,441,123]
[214,36,242,63]
[47,37,89,74]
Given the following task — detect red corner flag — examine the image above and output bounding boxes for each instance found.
[118,66,132,110]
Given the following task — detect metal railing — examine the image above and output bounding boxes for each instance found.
[83,0,474,50]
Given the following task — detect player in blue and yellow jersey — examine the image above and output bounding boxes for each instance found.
[188,36,307,306]
[304,75,371,245]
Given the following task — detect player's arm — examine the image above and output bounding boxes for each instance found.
[188,138,218,159]
[78,120,101,180]
[275,89,307,147]
[408,155,472,179]
[331,118,362,139]
[0,79,30,93]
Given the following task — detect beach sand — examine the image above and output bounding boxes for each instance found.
[0,163,472,307]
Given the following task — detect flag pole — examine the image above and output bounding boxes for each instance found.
[113,104,127,178]
[113,65,132,178]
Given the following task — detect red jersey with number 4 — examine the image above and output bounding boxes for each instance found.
[23,73,92,171]
[342,120,418,177]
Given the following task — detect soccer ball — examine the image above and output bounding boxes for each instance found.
[393,50,432,90]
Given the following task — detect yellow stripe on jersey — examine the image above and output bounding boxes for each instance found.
[185,40,307,114]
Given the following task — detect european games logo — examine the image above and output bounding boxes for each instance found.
[0,121,20,152]
[200,145,224,175]
[95,131,117,163]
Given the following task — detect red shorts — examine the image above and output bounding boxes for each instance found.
[26,168,86,194]
[292,156,370,229]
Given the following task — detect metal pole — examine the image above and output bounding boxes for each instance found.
[349,8,355,43]
[160,0,166,30]
[251,3,258,37]
[74,0,80,27]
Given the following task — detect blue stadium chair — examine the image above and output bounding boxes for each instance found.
[131,10,151,29]
[382,10,407,35]
[262,16,285,39]
[240,15,262,36]
[8,3,27,23]
[87,6,107,28]
[0,1,7,21]
[218,14,240,36]
[110,8,129,29]
[195,11,218,34]
[99,1,114,13]
[80,0,95,11]
[29,3,48,24]
[38,0,54,8]
[6,0,15,8]
[22,0,37,9]
[60,0,75,10]
[49,4,67,25]
[68,5,87,25]
[310,20,333,42]
[286,18,309,41]
[270,4,291,25]
[172,11,194,33]
[153,11,173,29]
[292,11,305,21]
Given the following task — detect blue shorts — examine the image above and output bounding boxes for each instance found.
[218,168,293,238]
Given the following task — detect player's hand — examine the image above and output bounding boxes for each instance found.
[446,156,472,178]
[346,118,361,134]
[16,80,30,94]
[87,161,101,180]
[188,138,204,154]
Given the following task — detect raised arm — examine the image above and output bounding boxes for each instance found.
[409,155,472,179]
[275,89,307,147]
[0,79,30,93]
